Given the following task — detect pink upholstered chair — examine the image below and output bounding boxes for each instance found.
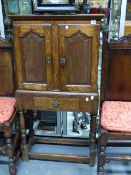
[0,97,18,175]
[97,33,131,175]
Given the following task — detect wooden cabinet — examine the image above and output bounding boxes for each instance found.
[12,15,100,93]
[10,15,103,164]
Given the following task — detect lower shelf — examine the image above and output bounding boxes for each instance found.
[28,152,89,163]
[27,138,90,163]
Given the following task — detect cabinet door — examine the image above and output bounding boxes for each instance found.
[58,24,99,92]
[14,24,53,91]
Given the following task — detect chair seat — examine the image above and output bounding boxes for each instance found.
[101,101,131,132]
[0,97,16,125]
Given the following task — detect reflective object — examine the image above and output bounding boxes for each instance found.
[19,0,33,14]
[5,0,19,14]
[35,0,76,14]
[100,17,108,31]
[109,16,120,40]
[126,0,131,20]
[108,0,122,40]
[4,0,33,15]
[42,0,69,4]
[38,0,75,6]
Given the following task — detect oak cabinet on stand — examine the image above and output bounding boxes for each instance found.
[10,14,104,166]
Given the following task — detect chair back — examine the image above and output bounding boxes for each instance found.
[100,32,131,106]
[0,37,15,96]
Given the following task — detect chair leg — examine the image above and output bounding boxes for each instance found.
[89,114,96,166]
[4,126,16,175]
[19,110,28,160]
[97,129,108,175]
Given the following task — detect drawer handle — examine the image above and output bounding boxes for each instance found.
[52,101,60,107]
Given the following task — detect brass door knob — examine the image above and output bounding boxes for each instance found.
[59,57,65,65]
[47,57,52,64]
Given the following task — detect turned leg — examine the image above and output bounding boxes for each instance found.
[97,128,108,175]
[89,114,96,166]
[19,110,28,160]
[4,126,16,175]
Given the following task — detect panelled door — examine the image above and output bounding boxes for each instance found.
[58,24,99,93]
[13,24,53,91]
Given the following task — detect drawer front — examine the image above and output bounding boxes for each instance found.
[16,91,99,113]
[34,97,79,110]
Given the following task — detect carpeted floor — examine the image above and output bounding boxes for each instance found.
[1,157,131,175]
[1,144,131,175]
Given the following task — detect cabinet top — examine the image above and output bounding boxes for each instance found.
[9,14,104,22]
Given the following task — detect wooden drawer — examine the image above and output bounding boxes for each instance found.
[16,90,99,113]
[34,97,79,110]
